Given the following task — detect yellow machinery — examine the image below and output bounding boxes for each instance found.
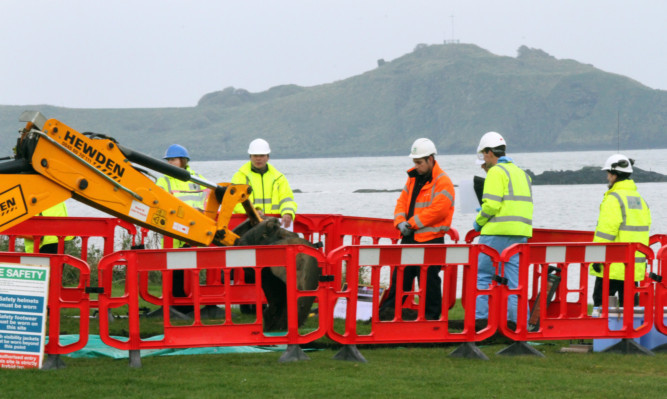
[0,111,260,246]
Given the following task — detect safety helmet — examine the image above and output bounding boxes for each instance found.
[602,154,634,173]
[164,144,189,160]
[477,131,506,153]
[248,138,271,155]
[409,138,437,158]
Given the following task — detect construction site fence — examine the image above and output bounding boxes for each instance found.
[1,215,666,359]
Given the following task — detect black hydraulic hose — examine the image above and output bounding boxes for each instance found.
[0,158,34,174]
[117,144,190,182]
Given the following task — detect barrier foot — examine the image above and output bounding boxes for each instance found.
[497,341,545,357]
[449,342,489,360]
[129,350,143,368]
[333,345,367,363]
[278,345,310,363]
[603,339,654,356]
[41,354,66,370]
[651,343,667,353]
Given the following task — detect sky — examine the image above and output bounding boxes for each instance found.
[1,0,665,109]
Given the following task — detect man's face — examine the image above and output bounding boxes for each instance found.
[607,171,617,188]
[250,154,269,169]
[413,156,434,175]
[482,149,497,168]
[165,157,185,169]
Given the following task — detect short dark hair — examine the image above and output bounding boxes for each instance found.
[610,170,631,180]
[483,145,505,157]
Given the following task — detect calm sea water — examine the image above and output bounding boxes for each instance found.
[66,149,666,301]
[69,148,667,237]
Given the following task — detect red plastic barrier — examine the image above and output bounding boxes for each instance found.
[2,216,137,258]
[97,245,329,351]
[464,228,594,244]
[654,246,667,336]
[497,242,655,341]
[0,252,90,355]
[324,244,500,344]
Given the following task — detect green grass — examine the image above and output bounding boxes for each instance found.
[10,285,665,398]
[2,344,665,399]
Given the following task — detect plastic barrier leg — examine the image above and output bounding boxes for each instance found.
[41,354,66,370]
[129,350,142,368]
[603,339,654,356]
[333,345,367,363]
[497,342,545,357]
[449,342,489,360]
[652,343,667,353]
[279,345,310,363]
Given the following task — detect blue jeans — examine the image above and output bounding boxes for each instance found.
[475,235,527,322]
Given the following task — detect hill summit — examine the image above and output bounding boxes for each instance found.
[1,43,665,160]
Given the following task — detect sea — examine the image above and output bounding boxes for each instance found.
[66,149,667,300]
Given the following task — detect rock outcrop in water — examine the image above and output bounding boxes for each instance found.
[526,166,667,185]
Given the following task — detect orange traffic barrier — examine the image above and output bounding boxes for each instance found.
[654,246,667,338]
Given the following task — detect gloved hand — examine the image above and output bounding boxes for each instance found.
[214,185,227,203]
[473,220,482,232]
[591,263,603,273]
[397,221,412,236]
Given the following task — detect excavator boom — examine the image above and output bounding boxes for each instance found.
[0,112,260,246]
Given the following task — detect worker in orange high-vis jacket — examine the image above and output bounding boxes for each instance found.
[379,138,455,321]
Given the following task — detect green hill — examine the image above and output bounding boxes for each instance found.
[1,43,665,160]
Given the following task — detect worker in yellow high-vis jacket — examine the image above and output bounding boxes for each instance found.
[590,154,651,307]
[24,202,74,254]
[473,131,533,323]
[232,138,297,229]
[157,144,210,315]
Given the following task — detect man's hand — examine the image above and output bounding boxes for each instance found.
[473,220,482,232]
[397,221,412,236]
[281,213,293,229]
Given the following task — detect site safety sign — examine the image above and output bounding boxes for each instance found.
[0,262,50,369]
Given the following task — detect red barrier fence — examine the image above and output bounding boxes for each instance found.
[325,244,500,344]
[96,245,329,352]
[655,246,667,337]
[2,215,666,363]
[498,242,655,342]
[0,252,90,356]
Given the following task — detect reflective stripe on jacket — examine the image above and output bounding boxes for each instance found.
[590,179,651,281]
[24,202,73,253]
[156,165,209,248]
[231,162,297,219]
[476,162,533,237]
[393,160,455,242]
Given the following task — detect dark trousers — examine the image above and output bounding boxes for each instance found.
[593,277,638,307]
[379,235,444,320]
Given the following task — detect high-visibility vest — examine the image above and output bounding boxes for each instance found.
[231,162,297,219]
[393,161,455,242]
[590,179,651,281]
[156,166,209,248]
[24,202,74,253]
[476,161,533,237]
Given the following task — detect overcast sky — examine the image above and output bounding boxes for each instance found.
[1,0,665,109]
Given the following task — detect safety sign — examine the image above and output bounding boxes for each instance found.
[0,262,50,369]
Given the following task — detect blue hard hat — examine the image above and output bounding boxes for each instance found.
[164,144,190,160]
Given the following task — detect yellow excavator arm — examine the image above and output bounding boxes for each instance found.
[0,111,260,246]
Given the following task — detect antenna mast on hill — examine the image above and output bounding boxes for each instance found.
[444,14,459,44]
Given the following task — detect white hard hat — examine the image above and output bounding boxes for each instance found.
[477,131,506,153]
[409,138,437,158]
[602,154,634,173]
[248,138,271,155]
